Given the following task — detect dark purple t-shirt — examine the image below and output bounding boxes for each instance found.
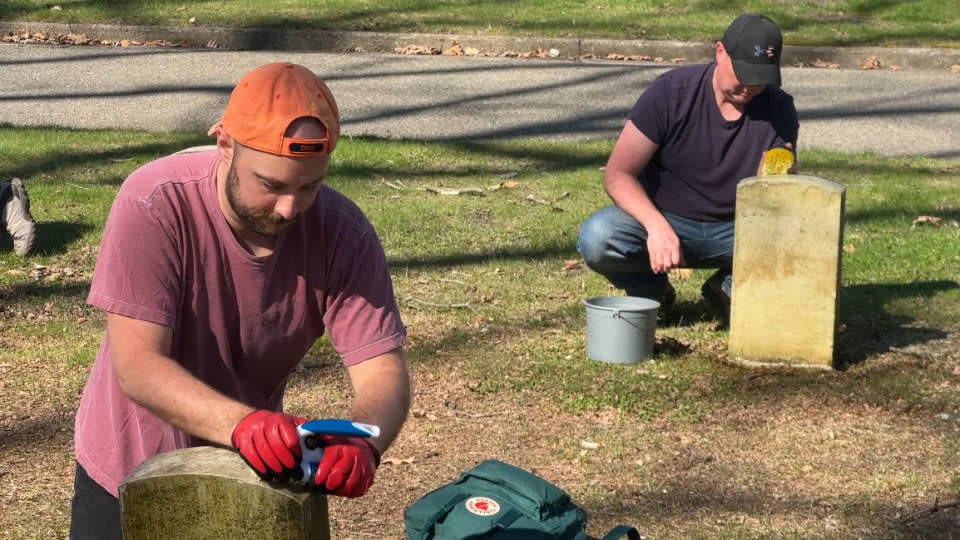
[629,63,799,221]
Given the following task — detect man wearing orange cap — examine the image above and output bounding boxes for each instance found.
[69,63,410,539]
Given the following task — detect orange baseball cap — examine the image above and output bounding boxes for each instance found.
[210,62,339,156]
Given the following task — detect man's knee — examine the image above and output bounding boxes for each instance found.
[576,213,609,265]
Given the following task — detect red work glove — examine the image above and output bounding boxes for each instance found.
[310,435,380,497]
[231,410,306,482]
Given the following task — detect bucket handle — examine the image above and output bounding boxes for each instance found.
[612,310,654,333]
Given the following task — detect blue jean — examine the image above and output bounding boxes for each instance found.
[577,205,733,299]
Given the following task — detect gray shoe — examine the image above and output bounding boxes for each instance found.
[1,178,37,256]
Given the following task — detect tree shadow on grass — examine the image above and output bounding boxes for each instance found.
[835,280,959,370]
[0,220,96,257]
[0,407,74,454]
[0,279,92,308]
[0,135,210,183]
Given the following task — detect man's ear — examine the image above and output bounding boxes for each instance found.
[213,126,235,164]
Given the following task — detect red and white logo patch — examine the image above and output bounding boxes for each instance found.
[465,496,501,516]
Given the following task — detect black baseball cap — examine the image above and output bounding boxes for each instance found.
[721,14,783,87]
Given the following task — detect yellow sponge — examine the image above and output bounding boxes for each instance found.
[758,147,795,176]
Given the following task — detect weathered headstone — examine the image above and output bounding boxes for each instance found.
[728,175,846,369]
[120,446,329,540]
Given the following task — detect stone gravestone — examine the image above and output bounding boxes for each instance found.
[120,446,329,540]
[728,175,846,369]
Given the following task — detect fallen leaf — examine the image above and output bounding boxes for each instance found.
[810,58,840,69]
[562,259,582,271]
[861,55,881,70]
[525,194,549,205]
[442,42,463,56]
[188,16,197,24]
[176,5,188,11]
[425,186,485,196]
[64,32,89,45]
[843,244,856,253]
[579,440,600,450]
[382,457,415,465]
[517,48,547,59]
[486,180,521,191]
[911,215,942,228]
[395,44,440,55]
[603,53,654,62]
[50,5,62,11]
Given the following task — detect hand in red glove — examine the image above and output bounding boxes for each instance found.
[310,435,380,497]
[231,410,306,482]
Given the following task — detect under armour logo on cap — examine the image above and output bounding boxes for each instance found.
[753,44,776,58]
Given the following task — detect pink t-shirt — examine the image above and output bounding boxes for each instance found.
[74,150,406,496]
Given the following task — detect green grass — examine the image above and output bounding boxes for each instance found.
[2,124,959,538]
[4,124,958,416]
[2,0,960,48]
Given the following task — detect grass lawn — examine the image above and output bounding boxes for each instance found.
[2,0,960,48]
[1,126,959,538]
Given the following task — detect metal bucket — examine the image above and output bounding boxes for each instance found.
[584,296,659,364]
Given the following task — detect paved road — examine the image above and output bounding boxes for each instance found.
[2,44,959,158]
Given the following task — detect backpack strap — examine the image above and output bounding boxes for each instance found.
[600,525,642,540]
[493,507,523,530]
[424,492,470,528]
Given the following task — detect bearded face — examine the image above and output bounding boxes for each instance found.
[224,157,300,238]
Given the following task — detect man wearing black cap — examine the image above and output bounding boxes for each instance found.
[577,13,798,323]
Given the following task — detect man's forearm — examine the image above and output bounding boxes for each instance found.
[605,170,670,232]
[114,350,253,447]
[347,350,410,456]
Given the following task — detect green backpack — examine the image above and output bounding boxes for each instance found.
[404,459,640,540]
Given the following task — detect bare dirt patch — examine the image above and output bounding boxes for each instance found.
[1,322,958,539]
[311,347,960,539]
